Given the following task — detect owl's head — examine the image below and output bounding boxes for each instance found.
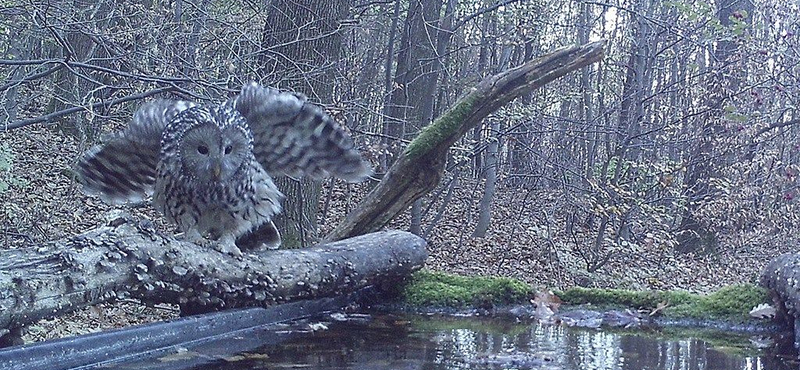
[177,107,252,184]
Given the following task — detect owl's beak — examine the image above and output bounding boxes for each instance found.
[212,164,221,181]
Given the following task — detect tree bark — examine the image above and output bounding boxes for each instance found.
[325,41,606,241]
[0,213,427,334]
[260,0,348,99]
[47,0,121,139]
[579,0,597,179]
[181,0,212,78]
[383,0,445,236]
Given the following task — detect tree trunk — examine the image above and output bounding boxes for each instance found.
[0,26,27,125]
[473,119,499,237]
[578,1,597,179]
[48,0,118,139]
[382,0,445,236]
[384,0,443,145]
[379,0,403,171]
[181,0,212,78]
[260,0,349,248]
[423,174,459,238]
[676,0,754,253]
[0,213,427,335]
[271,177,321,248]
[473,20,513,237]
[410,199,423,235]
[326,41,607,241]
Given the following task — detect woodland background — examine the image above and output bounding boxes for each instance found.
[0,0,798,309]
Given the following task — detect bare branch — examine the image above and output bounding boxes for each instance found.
[2,87,176,131]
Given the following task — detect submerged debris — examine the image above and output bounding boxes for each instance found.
[467,351,551,369]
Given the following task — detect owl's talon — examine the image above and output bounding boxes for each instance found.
[214,234,243,256]
[179,228,207,245]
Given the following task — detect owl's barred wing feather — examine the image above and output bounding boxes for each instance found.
[233,83,372,182]
[77,100,195,204]
[78,138,157,204]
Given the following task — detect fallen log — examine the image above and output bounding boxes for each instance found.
[760,253,800,348]
[0,211,427,340]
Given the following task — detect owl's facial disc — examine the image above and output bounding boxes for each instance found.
[218,127,248,179]
[181,123,247,184]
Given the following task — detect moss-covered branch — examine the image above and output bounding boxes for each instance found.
[326,40,606,241]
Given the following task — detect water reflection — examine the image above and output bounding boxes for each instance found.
[415,316,781,370]
[153,314,790,370]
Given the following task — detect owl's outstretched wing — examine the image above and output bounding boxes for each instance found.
[232,83,372,182]
[77,100,195,204]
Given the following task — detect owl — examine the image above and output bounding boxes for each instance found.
[77,82,371,255]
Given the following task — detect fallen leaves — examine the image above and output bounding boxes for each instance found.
[531,291,562,320]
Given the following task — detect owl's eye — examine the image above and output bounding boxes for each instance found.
[197,145,209,155]
[224,145,233,155]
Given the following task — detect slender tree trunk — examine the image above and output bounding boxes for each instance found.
[0,27,28,125]
[181,0,212,78]
[508,35,538,187]
[473,20,513,237]
[473,118,499,237]
[385,0,443,144]
[423,174,459,238]
[471,14,492,179]
[579,1,597,179]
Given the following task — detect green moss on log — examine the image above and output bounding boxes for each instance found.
[403,93,478,159]
[402,271,767,321]
[402,270,533,307]
[557,284,768,320]
[669,284,768,319]
[556,287,694,308]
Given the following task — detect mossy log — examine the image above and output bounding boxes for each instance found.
[325,40,606,241]
[0,212,427,338]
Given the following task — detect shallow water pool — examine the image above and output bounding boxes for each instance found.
[119,313,793,370]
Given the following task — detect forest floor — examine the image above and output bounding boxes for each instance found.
[1,125,793,342]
